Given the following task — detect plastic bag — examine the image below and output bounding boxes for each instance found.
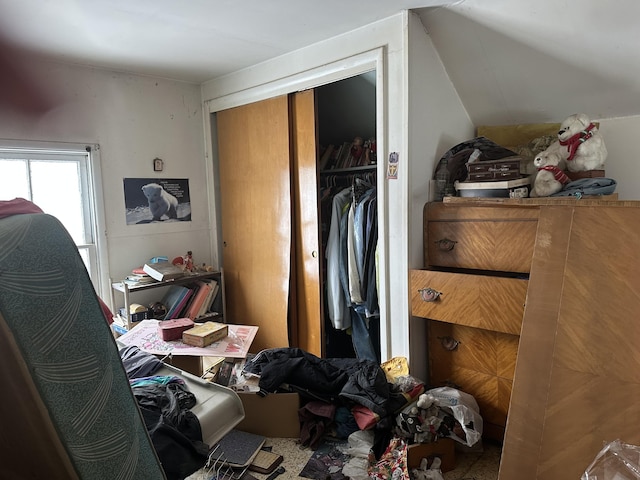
[343,430,375,480]
[582,439,640,479]
[423,387,483,448]
[410,457,444,480]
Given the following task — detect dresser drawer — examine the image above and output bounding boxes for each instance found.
[410,269,527,335]
[424,204,538,273]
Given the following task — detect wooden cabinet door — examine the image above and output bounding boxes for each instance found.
[217,95,292,352]
[500,204,640,480]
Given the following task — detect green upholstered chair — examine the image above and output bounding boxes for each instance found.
[0,213,166,479]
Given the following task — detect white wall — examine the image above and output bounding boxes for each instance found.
[0,61,212,303]
[406,12,475,381]
[596,116,640,200]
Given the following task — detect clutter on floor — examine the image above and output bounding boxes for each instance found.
[122,344,491,479]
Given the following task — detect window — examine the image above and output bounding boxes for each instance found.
[0,141,107,294]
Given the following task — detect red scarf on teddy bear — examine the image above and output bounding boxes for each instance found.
[559,123,596,161]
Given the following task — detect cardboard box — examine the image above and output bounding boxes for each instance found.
[236,392,300,438]
[182,321,228,347]
[407,438,456,473]
[162,355,203,376]
[565,169,605,181]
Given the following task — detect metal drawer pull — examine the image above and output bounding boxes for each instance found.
[438,335,460,351]
[419,287,442,302]
[434,238,457,251]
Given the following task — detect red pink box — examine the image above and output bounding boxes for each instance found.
[158,318,195,341]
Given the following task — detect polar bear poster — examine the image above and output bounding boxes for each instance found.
[123,178,191,224]
[141,182,178,220]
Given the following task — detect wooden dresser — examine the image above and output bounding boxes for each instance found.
[411,198,640,480]
[412,202,538,441]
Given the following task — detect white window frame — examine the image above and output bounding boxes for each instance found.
[0,140,110,299]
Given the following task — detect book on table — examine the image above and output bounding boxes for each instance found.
[143,262,185,281]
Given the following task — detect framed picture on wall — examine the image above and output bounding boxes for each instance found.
[123,178,191,225]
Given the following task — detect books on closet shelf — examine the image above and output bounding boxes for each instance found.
[143,262,185,282]
[319,144,335,171]
[335,141,352,169]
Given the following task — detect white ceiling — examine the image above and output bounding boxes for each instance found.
[417,0,640,125]
[0,0,449,83]
[1,0,639,125]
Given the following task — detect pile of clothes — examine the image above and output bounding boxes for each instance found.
[119,345,209,480]
[243,348,425,452]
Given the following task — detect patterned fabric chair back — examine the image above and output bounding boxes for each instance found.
[0,213,166,479]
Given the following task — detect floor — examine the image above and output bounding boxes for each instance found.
[188,437,501,479]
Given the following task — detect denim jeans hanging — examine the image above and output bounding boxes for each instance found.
[350,306,380,363]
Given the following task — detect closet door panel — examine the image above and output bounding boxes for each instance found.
[291,89,323,356]
[217,95,291,352]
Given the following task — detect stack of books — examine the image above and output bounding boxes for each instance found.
[143,262,186,282]
[183,279,220,321]
[158,278,221,321]
[123,267,157,286]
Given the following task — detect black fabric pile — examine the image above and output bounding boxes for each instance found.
[243,347,411,419]
[131,377,209,480]
[119,346,208,480]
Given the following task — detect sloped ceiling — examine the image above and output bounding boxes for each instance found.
[416,0,640,125]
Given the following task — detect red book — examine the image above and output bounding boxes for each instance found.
[184,281,211,320]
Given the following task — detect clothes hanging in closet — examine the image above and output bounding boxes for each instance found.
[323,179,379,361]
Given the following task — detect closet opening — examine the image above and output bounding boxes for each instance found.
[315,72,378,360]
[210,64,381,360]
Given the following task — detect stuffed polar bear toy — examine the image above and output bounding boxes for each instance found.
[530,144,571,197]
[557,113,607,172]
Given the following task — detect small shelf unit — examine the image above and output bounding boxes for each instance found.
[111,270,225,332]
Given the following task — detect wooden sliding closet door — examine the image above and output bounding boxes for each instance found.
[217,95,292,352]
[290,90,323,357]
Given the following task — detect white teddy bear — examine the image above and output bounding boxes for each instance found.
[557,113,607,172]
[530,145,570,197]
